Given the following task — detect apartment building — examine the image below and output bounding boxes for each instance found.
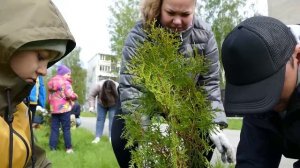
[268,0,300,24]
[86,53,120,103]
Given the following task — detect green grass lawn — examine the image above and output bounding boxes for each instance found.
[80,111,97,117]
[34,125,119,168]
[33,117,242,168]
[226,118,243,130]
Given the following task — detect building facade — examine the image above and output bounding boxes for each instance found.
[86,53,120,108]
[268,0,300,24]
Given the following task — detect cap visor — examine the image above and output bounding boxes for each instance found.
[224,66,285,114]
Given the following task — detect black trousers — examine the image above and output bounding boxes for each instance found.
[29,104,37,121]
[111,109,214,168]
[111,109,132,168]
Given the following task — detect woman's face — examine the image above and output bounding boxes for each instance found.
[160,0,195,32]
[10,50,58,84]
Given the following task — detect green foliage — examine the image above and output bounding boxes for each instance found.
[34,126,118,167]
[108,0,140,60]
[122,22,215,168]
[43,66,58,111]
[61,47,87,105]
[227,118,242,130]
[80,112,97,117]
[197,0,251,88]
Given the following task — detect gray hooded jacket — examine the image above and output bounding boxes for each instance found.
[119,18,227,127]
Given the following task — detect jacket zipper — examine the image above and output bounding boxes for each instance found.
[13,129,30,167]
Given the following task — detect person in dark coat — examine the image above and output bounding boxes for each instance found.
[71,101,81,127]
[222,16,300,168]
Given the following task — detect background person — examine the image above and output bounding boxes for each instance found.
[70,101,81,128]
[88,79,119,143]
[0,0,76,167]
[48,65,78,153]
[221,16,300,168]
[28,75,46,124]
[111,0,234,167]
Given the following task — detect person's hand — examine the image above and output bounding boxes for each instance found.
[89,107,94,112]
[209,126,235,163]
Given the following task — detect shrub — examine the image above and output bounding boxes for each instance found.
[122,22,215,168]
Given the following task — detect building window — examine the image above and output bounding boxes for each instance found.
[99,65,111,72]
[99,54,106,60]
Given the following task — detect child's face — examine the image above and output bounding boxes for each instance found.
[63,73,72,80]
[10,50,58,84]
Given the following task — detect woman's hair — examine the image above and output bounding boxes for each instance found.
[140,0,163,24]
[140,0,197,25]
[100,80,118,107]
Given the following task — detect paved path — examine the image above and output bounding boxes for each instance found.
[211,130,296,168]
[80,117,110,137]
[80,117,296,167]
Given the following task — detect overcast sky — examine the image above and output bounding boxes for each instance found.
[52,0,113,66]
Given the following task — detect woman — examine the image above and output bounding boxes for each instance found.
[111,0,234,167]
[88,79,119,143]
[0,0,75,167]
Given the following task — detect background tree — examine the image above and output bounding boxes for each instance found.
[108,0,140,59]
[44,68,57,111]
[108,0,255,87]
[61,47,87,105]
[197,0,254,87]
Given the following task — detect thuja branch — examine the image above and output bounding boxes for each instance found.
[123,21,215,168]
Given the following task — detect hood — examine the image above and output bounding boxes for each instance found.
[0,0,76,115]
[0,65,33,116]
[0,0,76,67]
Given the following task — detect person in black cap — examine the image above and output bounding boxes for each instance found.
[222,16,300,168]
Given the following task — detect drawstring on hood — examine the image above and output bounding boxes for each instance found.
[1,68,35,168]
[5,88,13,168]
[25,97,36,168]
[4,88,12,122]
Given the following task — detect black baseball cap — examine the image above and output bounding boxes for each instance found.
[222,16,297,114]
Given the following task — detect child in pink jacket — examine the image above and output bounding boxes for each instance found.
[48,65,77,153]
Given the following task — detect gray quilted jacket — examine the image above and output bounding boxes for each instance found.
[119,18,227,127]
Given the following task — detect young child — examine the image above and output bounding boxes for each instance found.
[48,65,78,153]
[0,0,76,167]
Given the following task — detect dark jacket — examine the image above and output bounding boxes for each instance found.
[283,90,300,158]
[71,102,81,118]
[119,18,227,126]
